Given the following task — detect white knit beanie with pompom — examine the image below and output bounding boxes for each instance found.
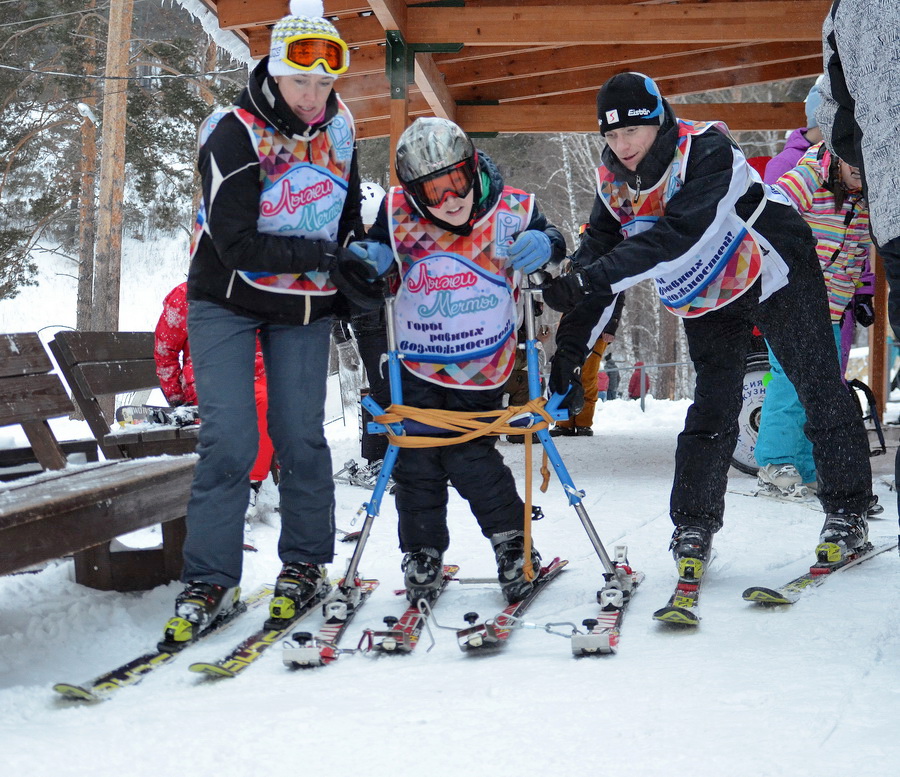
[268,0,349,78]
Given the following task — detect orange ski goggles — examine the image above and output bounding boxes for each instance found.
[407,157,478,208]
[282,34,349,76]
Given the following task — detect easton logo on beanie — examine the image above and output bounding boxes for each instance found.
[597,72,665,134]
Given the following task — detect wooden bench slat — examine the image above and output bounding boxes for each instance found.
[0,457,196,578]
[0,373,75,426]
[0,457,196,524]
[76,359,160,398]
[52,331,155,364]
[0,333,53,378]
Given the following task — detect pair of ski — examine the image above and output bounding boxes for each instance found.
[362,560,572,655]
[653,538,898,626]
[54,576,377,702]
[362,557,636,657]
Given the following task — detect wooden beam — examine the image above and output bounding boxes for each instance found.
[406,2,832,45]
[343,90,431,120]
[389,92,409,187]
[414,52,456,121]
[366,0,406,31]
[450,42,820,103]
[453,101,806,134]
[215,1,374,30]
[439,43,746,87]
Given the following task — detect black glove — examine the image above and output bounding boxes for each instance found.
[549,347,585,415]
[329,247,387,311]
[853,294,875,327]
[540,269,592,313]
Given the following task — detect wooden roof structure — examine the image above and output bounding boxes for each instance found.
[200,0,830,140]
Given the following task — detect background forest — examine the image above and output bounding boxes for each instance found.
[1,1,817,399]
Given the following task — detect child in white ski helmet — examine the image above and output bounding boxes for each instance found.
[541,72,872,587]
[356,117,566,603]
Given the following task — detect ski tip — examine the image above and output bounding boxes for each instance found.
[652,606,700,626]
[188,662,236,678]
[742,587,794,606]
[52,683,102,702]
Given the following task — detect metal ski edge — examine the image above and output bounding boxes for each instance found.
[188,583,336,679]
[366,565,460,654]
[456,557,569,652]
[281,579,380,668]
[742,538,899,606]
[52,584,273,702]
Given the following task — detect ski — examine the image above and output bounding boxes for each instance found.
[571,546,644,656]
[188,584,333,679]
[742,538,898,605]
[727,486,885,517]
[115,404,200,427]
[364,565,460,653]
[281,578,379,667]
[333,458,394,491]
[52,584,272,702]
[652,552,712,627]
[456,557,568,652]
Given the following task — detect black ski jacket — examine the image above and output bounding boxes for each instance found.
[559,102,812,359]
[187,58,363,325]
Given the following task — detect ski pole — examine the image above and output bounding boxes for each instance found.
[522,273,617,577]
[343,296,403,587]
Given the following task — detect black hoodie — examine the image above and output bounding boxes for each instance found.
[187,58,363,325]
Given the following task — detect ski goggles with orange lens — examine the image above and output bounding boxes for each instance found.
[407,157,478,208]
[282,34,349,76]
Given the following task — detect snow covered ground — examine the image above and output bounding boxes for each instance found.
[2,245,899,776]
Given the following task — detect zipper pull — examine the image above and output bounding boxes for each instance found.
[634,174,642,202]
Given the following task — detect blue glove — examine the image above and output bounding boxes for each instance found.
[509,231,552,274]
[346,241,395,280]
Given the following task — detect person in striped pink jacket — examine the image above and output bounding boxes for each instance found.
[755,143,873,498]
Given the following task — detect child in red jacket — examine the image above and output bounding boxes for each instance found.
[154,282,274,484]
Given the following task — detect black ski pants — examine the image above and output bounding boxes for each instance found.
[671,205,872,531]
[874,234,900,529]
[393,373,526,553]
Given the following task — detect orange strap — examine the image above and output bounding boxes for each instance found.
[375,398,554,582]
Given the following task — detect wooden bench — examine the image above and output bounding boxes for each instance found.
[0,332,195,591]
[0,438,98,481]
[49,330,199,460]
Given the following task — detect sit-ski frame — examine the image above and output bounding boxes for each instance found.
[341,277,639,654]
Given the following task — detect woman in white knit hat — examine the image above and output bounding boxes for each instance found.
[160,1,392,648]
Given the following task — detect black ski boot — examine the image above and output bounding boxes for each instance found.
[162,581,239,648]
[817,510,868,563]
[270,562,328,621]
[401,547,444,603]
[491,530,542,604]
[669,525,713,581]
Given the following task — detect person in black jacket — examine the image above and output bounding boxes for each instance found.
[541,72,872,580]
[161,0,385,648]
[361,117,566,604]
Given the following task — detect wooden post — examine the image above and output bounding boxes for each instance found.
[389,96,409,187]
[76,0,98,332]
[93,0,134,331]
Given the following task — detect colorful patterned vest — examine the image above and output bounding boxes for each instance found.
[597,119,764,317]
[192,99,356,296]
[388,186,533,389]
